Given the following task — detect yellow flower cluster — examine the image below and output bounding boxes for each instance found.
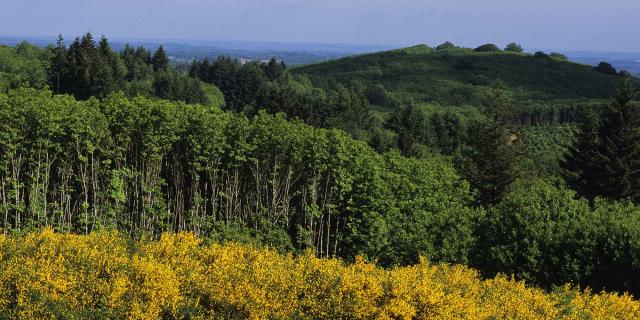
[0,230,638,319]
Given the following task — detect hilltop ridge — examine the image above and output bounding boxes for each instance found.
[293,44,634,106]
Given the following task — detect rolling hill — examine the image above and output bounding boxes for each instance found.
[293,45,633,106]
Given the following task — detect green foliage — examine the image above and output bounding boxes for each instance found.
[595,61,617,75]
[519,124,575,179]
[435,41,458,51]
[294,45,629,106]
[153,70,222,105]
[121,43,153,82]
[563,80,640,201]
[474,179,592,289]
[474,179,640,295]
[151,45,169,72]
[593,79,640,201]
[0,43,49,92]
[377,103,485,157]
[0,88,472,267]
[505,42,524,53]
[550,52,568,60]
[0,34,221,105]
[380,151,475,266]
[587,199,640,294]
[190,57,377,139]
[561,110,601,200]
[461,84,524,206]
[534,51,549,58]
[474,44,501,52]
[364,83,398,108]
[385,104,430,156]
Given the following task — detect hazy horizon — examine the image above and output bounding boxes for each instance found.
[1,0,639,52]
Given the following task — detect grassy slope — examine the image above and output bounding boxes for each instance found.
[293,45,628,106]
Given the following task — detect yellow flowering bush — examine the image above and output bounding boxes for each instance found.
[0,230,638,319]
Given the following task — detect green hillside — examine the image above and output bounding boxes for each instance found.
[293,45,629,106]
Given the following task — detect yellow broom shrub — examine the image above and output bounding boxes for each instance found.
[0,229,638,319]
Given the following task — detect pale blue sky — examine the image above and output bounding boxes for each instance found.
[1,0,639,51]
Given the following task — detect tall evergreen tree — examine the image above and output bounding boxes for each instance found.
[198,58,212,82]
[152,45,169,72]
[594,79,640,201]
[49,34,68,94]
[463,83,522,206]
[561,109,602,201]
[100,36,127,93]
[122,44,153,82]
[66,34,96,99]
[263,58,286,82]
[94,36,115,96]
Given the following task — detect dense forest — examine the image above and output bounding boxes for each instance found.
[2,34,640,303]
[0,34,224,106]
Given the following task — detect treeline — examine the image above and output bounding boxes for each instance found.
[0,34,224,106]
[514,101,605,126]
[3,89,640,296]
[0,88,472,265]
[563,80,640,202]
[188,57,377,140]
[0,36,614,181]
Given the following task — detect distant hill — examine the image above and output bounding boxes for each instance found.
[293,45,635,106]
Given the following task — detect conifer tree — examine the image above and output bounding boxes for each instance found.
[385,104,430,157]
[563,79,640,202]
[463,83,522,206]
[66,33,97,99]
[152,45,169,71]
[188,60,200,78]
[263,58,286,82]
[561,109,602,201]
[198,58,211,81]
[49,34,68,94]
[95,35,115,95]
[594,79,640,200]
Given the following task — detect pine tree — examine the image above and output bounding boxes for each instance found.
[152,45,169,72]
[263,58,286,82]
[198,58,211,82]
[94,36,115,96]
[594,79,640,201]
[50,34,68,94]
[561,109,602,201]
[188,60,200,78]
[385,104,430,157]
[66,35,95,99]
[464,83,522,206]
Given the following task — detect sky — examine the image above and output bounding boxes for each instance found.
[1,0,639,52]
